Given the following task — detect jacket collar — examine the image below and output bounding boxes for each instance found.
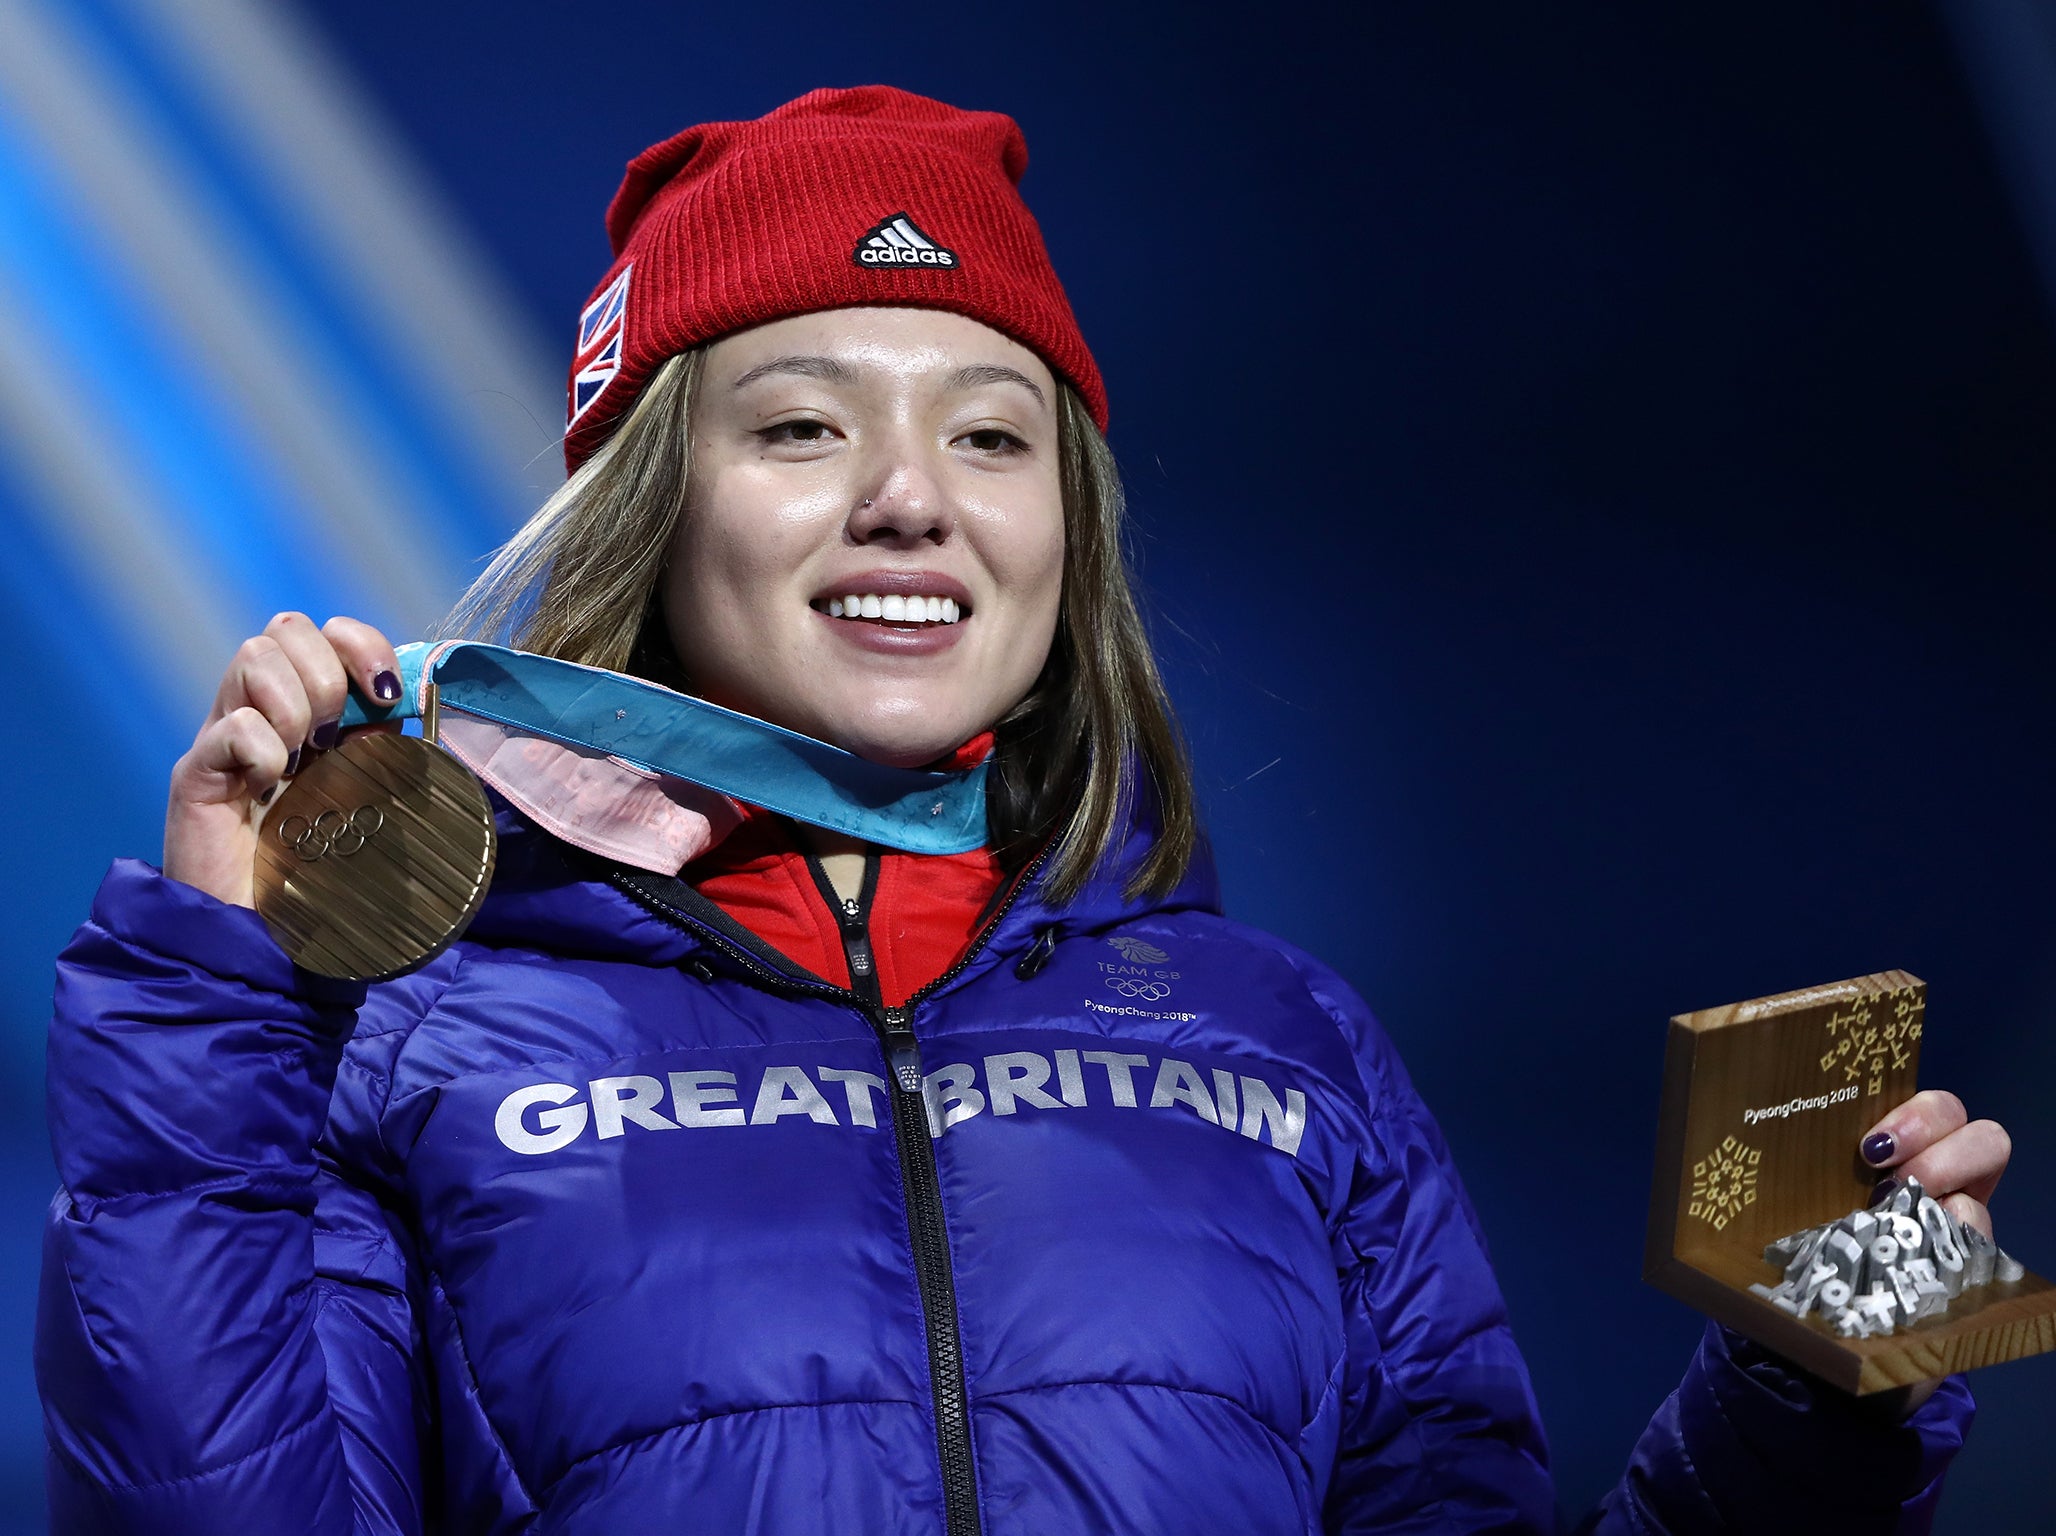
[464,785,1223,992]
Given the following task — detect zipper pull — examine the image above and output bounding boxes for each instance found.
[832,879,879,994]
[1014,925,1058,980]
[846,938,876,983]
[880,1006,923,1092]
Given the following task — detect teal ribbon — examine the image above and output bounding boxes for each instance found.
[339,642,989,855]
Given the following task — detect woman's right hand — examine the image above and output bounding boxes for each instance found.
[164,612,402,908]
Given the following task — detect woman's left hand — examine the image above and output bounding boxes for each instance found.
[1859,1088,2010,1242]
[1840,1088,2010,1420]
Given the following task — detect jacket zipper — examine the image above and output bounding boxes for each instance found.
[808,850,884,1010]
[613,845,1049,1536]
[808,848,979,1533]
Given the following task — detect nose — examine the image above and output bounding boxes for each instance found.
[847,444,954,547]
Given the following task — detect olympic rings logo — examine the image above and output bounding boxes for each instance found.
[276,805,386,862]
[1105,977,1172,1002]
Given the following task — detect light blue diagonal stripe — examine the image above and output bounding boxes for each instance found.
[0,0,458,636]
[0,96,363,641]
[0,255,244,723]
[61,0,517,567]
[124,0,562,504]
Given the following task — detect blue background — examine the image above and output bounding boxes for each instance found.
[5,2,2054,1529]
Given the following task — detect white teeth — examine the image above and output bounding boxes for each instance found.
[824,592,967,625]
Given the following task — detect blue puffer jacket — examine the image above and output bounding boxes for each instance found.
[39,802,1972,1533]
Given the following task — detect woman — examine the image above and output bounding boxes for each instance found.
[39,86,2008,1533]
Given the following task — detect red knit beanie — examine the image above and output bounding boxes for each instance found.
[563,85,1107,473]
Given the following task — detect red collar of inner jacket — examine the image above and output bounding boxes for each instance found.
[687,733,1003,1004]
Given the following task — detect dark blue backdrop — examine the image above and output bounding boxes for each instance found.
[15,2,2056,1529]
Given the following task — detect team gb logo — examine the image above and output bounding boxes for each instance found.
[1107,936,1170,965]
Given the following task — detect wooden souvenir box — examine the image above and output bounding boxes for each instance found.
[1645,970,2056,1394]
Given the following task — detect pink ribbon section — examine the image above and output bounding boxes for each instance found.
[436,711,743,874]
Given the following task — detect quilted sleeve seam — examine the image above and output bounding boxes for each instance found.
[46,1403,333,1496]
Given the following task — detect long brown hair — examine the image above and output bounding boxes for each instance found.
[439,348,1197,904]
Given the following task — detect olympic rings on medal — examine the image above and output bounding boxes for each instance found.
[1105,977,1172,1002]
[275,805,386,862]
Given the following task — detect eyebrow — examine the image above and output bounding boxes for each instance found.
[945,363,1046,407]
[730,355,860,390]
[728,354,1047,407]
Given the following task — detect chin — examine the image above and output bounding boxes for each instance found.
[746,678,1003,768]
[815,707,985,769]
[836,730,976,770]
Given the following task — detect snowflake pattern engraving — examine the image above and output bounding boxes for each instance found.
[1819,986,1922,1098]
[1688,1135,1761,1231]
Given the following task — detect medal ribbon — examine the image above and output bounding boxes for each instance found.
[339,642,989,856]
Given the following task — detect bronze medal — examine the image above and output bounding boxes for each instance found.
[253,726,497,981]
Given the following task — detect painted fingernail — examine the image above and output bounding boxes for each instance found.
[1861,1131,1897,1166]
[256,784,278,807]
[311,718,341,750]
[283,747,303,777]
[372,669,402,703]
[1870,1176,1900,1206]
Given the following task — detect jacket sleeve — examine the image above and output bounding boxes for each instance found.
[1303,960,1558,1534]
[1297,952,1978,1536]
[1578,1321,1974,1535]
[36,858,452,1535]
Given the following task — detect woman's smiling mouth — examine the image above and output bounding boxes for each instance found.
[816,593,963,625]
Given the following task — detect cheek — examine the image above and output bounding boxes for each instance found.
[1016,519,1067,632]
[664,531,767,689]
[979,488,1067,615]
[665,472,834,653]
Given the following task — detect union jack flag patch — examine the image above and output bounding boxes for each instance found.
[569,265,631,425]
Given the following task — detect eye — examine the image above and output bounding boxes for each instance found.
[958,427,1028,455]
[756,418,839,447]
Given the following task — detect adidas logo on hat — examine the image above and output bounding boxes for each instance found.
[853,213,958,269]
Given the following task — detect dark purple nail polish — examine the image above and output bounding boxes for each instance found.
[284,747,302,777]
[256,784,278,807]
[1870,1176,1900,1207]
[372,670,402,703]
[1861,1130,1896,1167]
[311,719,341,750]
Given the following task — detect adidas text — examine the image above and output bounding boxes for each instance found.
[853,213,959,270]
